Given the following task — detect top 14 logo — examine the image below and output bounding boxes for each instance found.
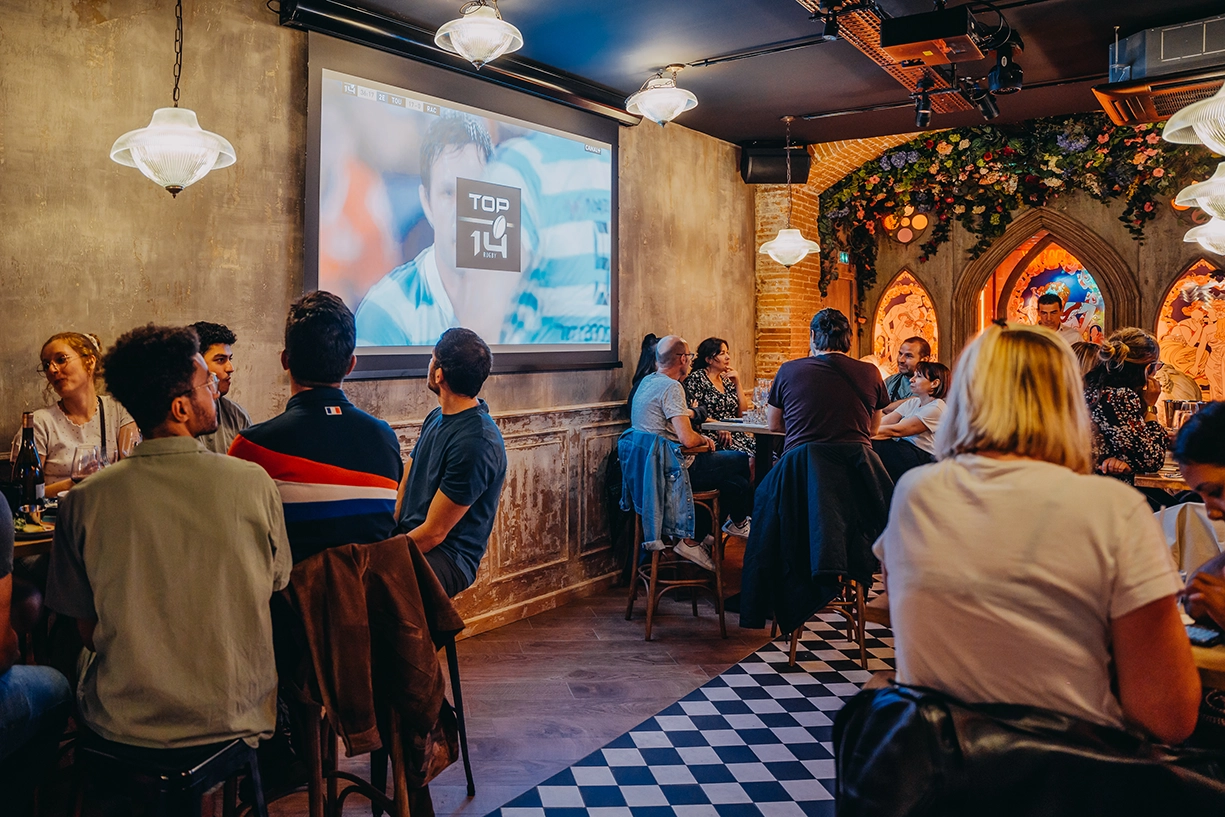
[455,178,522,273]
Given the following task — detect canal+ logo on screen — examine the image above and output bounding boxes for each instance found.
[456,178,522,273]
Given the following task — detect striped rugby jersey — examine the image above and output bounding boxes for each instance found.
[354,246,456,348]
[229,387,404,564]
[484,133,613,345]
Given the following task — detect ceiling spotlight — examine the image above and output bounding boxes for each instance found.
[913,78,934,129]
[820,14,840,41]
[626,65,698,126]
[434,0,524,69]
[1164,83,1225,156]
[988,36,1024,95]
[961,81,999,121]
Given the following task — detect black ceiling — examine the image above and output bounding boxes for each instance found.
[341,0,1225,144]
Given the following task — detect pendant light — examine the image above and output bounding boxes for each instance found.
[435,0,524,69]
[759,117,820,267]
[110,0,235,197]
[1186,217,1225,256]
[1176,162,1225,221]
[626,65,698,126]
[1163,83,1225,155]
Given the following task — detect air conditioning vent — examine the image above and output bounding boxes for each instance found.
[1093,66,1225,126]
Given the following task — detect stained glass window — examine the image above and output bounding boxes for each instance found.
[1156,259,1222,400]
[872,271,939,373]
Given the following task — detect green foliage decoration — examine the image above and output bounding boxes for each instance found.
[817,113,1220,303]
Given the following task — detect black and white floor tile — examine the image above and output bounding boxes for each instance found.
[487,614,896,817]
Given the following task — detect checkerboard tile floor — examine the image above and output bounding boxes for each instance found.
[486,614,895,817]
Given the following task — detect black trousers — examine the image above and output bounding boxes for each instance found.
[871,438,934,485]
[689,450,753,539]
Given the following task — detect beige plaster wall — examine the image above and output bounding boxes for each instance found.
[0,0,756,444]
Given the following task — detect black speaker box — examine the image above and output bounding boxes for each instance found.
[740,147,811,185]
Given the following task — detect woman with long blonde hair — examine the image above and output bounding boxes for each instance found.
[874,322,1201,744]
[15,332,138,496]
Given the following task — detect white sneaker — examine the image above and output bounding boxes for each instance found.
[674,538,716,571]
[722,517,751,538]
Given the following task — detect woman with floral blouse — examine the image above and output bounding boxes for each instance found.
[683,337,754,456]
[1083,327,1167,488]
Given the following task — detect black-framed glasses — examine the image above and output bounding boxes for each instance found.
[681,353,698,361]
[37,353,79,375]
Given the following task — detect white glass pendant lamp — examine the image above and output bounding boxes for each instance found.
[759,116,820,267]
[109,0,235,197]
[1164,83,1225,155]
[435,0,524,69]
[1176,161,1225,221]
[626,65,698,126]
[1186,217,1225,256]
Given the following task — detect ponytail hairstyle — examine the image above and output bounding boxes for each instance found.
[1084,327,1158,395]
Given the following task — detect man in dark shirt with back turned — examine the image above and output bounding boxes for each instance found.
[395,328,507,597]
[768,308,891,453]
[231,291,404,563]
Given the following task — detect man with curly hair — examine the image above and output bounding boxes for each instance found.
[45,324,292,752]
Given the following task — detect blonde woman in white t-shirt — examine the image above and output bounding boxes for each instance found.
[18,332,138,497]
[874,321,1201,745]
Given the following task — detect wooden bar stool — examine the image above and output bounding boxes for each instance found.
[624,489,727,640]
[785,577,869,669]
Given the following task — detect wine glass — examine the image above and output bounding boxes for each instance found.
[115,428,142,461]
[71,445,103,484]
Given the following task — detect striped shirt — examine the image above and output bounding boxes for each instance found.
[354,246,456,348]
[229,387,404,563]
[484,133,613,345]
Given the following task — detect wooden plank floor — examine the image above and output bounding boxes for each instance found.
[268,536,772,817]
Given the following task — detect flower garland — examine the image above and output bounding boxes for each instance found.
[817,113,1219,302]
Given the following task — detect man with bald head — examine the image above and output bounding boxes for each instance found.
[630,335,753,567]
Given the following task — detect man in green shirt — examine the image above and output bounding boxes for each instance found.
[191,321,253,454]
[47,325,292,750]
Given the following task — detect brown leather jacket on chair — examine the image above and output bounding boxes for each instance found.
[290,534,466,777]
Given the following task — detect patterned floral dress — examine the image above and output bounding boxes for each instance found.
[683,370,755,455]
[1085,386,1167,484]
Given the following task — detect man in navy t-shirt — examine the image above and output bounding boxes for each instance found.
[396,328,507,597]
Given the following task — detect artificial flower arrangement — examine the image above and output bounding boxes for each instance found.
[818,113,1220,301]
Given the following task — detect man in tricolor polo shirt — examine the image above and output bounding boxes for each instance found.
[230,291,403,563]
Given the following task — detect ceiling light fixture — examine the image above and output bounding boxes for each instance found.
[987,34,1024,95]
[960,80,1000,121]
[434,0,524,70]
[1186,217,1225,256]
[109,0,235,197]
[1164,83,1225,156]
[626,65,698,126]
[1176,162,1225,220]
[820,14,840,41]
[759,116,820,268]
[913,77,934,129]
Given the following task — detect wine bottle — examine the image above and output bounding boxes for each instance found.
[14,412,44,506]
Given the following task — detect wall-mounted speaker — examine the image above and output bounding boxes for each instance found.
[740,147,811,185]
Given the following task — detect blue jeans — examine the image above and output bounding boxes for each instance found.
[689,450,753,538]
[0,664,73,806]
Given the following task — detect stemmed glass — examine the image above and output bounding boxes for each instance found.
[71,445,104,484]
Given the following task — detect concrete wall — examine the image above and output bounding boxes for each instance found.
[0,0,756,443]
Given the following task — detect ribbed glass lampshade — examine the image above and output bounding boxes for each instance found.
[1163,83,1225,155]
[1176,161,1225,220]
[434,6,523,69]
[626,76,698,126]
[110,108,236,197]
[1186,217,1225,256]
[759,228,820,267]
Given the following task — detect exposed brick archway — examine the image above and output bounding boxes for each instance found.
[951,208,1140,356]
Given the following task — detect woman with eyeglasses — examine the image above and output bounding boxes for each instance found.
[15,332,138,497]
[1082,328,1167,494]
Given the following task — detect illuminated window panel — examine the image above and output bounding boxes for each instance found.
[872,271,939,373]
[1156,259,1223,400]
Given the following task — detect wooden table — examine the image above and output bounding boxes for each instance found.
[864,591,1225,688]
[14,533,53,558]
[1134,472,1191,491]
[704,420,783,487]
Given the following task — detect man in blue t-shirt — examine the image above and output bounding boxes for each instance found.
[396,328,507,596]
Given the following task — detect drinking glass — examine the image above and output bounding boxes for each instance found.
[116,428,142,461]
[71,445,103,484]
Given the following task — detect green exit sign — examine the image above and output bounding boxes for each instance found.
[838,252,849,264]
